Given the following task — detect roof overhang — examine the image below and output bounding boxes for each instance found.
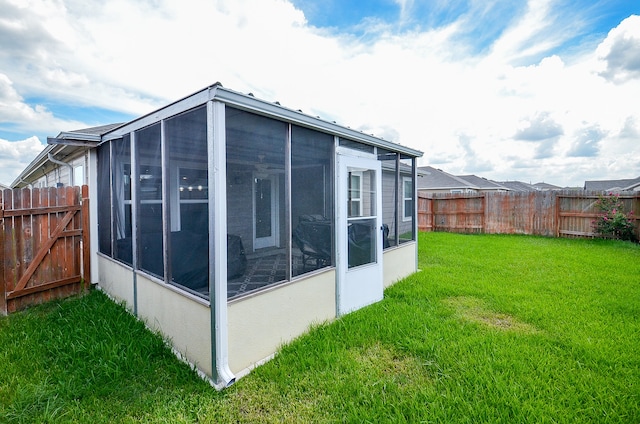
[47,130,102,147]
[11,142,89,188]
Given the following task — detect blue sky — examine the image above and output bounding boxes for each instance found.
[292,0,636,58]
[0,0,639,187]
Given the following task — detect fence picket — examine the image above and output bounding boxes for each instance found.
[1,186,89,315]
[419,190,639,240]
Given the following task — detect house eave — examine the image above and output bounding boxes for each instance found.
[11,142,90,188]
[11,144,57,187]
[47,137,99,147]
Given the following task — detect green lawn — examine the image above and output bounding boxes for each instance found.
[1,233,639,423]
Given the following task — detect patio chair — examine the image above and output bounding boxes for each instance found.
[293,215,332,271]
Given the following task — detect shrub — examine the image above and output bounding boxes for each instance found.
[591,193,636,241]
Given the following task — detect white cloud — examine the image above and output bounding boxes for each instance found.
[515,111,564,141]
[0,136,44,185]
[0,73,87,134]
[567,124,607,157]
[596,15,640,83]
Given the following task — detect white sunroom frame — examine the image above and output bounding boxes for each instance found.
[88,83,422,388]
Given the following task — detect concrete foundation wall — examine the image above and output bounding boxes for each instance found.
[227,270,336,375]
[96,256,212,377]
[97,256,134,309]
[383,242,417,288]
[136,275,212,377]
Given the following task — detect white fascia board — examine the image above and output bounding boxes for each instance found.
[57,132,102,142]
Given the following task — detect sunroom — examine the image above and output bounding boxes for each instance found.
[93,83,422,387]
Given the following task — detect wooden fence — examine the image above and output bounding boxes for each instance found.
[1,186,90,315]
[418,190,640,240]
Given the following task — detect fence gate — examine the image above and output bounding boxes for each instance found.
[1,186,90,315]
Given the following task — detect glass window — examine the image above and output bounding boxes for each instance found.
[349,172,362,216]
[135,123,164,278]
[226,107,286,299]
[97,142,111,255]
[166,106,209,298]
[291,125,334,277]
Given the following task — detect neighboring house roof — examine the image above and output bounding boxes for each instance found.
[0,182,9,190]
[532,182,562,191]
[584,177,640,191]
[417,166,508,192]
[495,180,537,192]
[67,123,124,136]
[457,175,507,191]
[418,166,570,193]
[417,166,479,191]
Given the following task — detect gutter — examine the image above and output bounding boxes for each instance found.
[17,177,33,189]
[48,152,74,186]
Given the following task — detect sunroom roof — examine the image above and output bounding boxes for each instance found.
[102,82,423,158]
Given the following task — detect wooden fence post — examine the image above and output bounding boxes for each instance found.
[634,193,640,241]
[0,191,6,316]
[482,193,487,233]
[554,192,560,238]
[81,185,91,289]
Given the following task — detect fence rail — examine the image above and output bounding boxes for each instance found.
[1,186,90,315]
[418,190,640,240]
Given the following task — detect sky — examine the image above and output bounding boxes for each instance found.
[1,0,639,187]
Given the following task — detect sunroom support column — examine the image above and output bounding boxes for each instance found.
[130,132,139,316]
[208,99,235,387]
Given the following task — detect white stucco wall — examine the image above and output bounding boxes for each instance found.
[96,243,417,382]
[97,257,212,377]
[97,256,135,309]
[135,274,213,377]
[227,270,336,375]
[383,242,417,288]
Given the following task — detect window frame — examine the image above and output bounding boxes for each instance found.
[402,176,413,222]
[349,171,363,217]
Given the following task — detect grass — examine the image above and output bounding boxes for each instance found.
[1,232,639,423]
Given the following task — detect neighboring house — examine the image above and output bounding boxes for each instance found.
[456,174,508,192]
[11,123,123,189]
[584,177,640,192]
[532,182,562,191]
[495,180,537,192]
[417,166,479,194]
[0,182,9,190]
[16,82,422,388]
[417,166,507,194]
